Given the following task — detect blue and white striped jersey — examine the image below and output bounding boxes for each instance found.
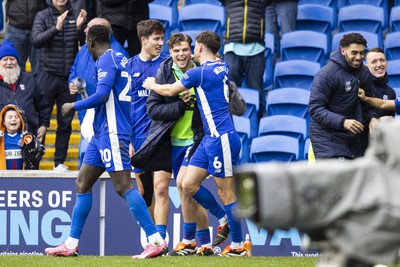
[74,49,131,137]
[181,59,235,137]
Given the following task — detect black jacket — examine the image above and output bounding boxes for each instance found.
[98,0,153,31]
[6,0,47,29]
[131,57,202,170]
[0,72,51,134]
[371,74,396,118]
[31,0,80,77]
[309,48,377,159]
[222,0,267,44]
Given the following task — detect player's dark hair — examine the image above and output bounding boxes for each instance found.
[87,24,110,44]
[137,19,165,40]
[196,31,220,54]
[340,33,367,48]
[167,33,192,50]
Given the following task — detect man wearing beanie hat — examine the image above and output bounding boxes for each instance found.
[0,40,51,170]
[0,40,20,62]
[32,0,86,172]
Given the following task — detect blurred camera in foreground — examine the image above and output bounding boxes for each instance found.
[235,119,400,267]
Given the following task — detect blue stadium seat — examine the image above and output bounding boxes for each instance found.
[298,0,337,9]
[265,87,310,120]
[178,4,225,36]
[280,30,328,66]
[273,60,320,90]
[149,4,175,53]
[185,0,222,5]
[250,135,299,163]
[342,0,388,30]
[238,87,259,138]
[258,115,308,160]
[150,0,178,29]
[384,32,400,61]
[178,3,225,54]
[390,6,400,32]
[232,115,251,164]
[296,4,336,37]
[338,5,384,46]
[263,33,275,91]
[332,31,379,51]
[393,88,400,98]
[387,60,400,88]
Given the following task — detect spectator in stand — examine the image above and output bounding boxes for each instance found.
[69,17,129,168]
[265,0,298,59]
[5,0,47,75]
[0,105,45,170]
[221,0,268,119]
[0,40,50,146]
[97,0,153,57]
[32,0,87,172]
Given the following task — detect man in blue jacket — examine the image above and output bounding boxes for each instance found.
[308,33,377,160]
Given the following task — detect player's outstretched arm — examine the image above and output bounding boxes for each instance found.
[143,77,186,97]
[358,88,396,111]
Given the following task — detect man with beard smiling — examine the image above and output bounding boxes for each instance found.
[308,33,378,160]
[126,20,171,244]
[0,40,50,150]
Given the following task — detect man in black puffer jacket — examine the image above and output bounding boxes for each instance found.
[5,0,47,75]
[309,33,378,160]
[32,0,86,171]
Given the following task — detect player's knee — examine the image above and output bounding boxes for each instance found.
[75,178,89,194]
[182,181,197,196]
[154,183,169,199]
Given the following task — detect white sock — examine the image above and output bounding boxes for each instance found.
[64,236,79,249]
[182,238,195,244]
[148,232,164,246]
[230,241,243,249]
[219,215,228,226]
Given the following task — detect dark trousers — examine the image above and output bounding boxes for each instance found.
[36,71,76,166]
[112,25,141,57]
[224,51,266,117]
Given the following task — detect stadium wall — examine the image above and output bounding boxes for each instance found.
[0,171,303,256]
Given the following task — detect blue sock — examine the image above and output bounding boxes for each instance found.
[196,228,211,246]
[70,193,92,239]
[123,188,157,237]
[183,222,197,240]
[225,202,243,243]
[192,186,225,220]
[156,225,167,240]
